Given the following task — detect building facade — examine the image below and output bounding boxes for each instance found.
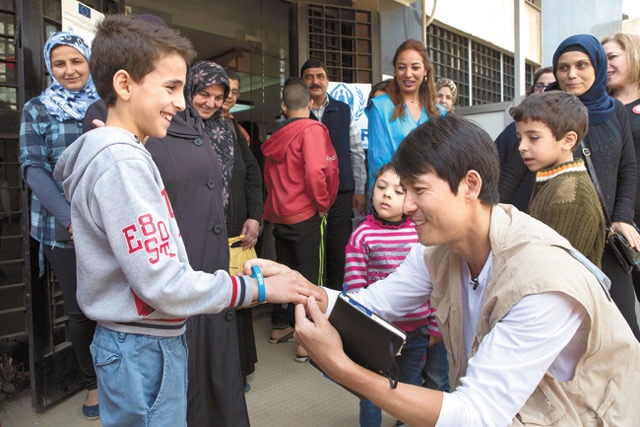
[1,0,625,409]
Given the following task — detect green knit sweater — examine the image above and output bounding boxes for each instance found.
[529,159,605,267]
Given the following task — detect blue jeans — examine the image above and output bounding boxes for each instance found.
[424,339,450,392]
[90,325,188,427]
[359,326,429,427]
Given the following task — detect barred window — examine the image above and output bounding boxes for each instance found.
[427,23,541,107]
[307,4,373,83]
[472,42,503,105]
[427,25,469,107]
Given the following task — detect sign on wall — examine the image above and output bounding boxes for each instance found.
[61,0,104,45]
[328,82,372,150]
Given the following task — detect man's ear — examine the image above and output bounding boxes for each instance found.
[281,102,288,118]
[562,131,578,151]
[463,170,483,201]
[112,69,133,102]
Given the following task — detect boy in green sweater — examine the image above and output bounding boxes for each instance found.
[511,91,605,267]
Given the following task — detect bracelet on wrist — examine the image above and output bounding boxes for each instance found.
[251,265,266,304]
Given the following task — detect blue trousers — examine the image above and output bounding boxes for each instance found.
[424,339,450,392]
[91,325,188,427]
[359,326,429,427]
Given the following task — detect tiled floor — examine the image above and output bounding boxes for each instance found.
[0,314,396,427]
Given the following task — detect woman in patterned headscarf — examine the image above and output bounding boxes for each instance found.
[185,61,263,396]
[19,32,99,419]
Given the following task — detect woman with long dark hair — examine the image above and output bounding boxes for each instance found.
[366,39,445,190]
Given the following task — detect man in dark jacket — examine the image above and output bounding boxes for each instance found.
[301,59,367,292]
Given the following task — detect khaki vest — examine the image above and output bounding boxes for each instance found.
[426,204,640,426]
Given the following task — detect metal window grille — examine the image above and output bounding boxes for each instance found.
[307,4,373,83]
[0,0,25,341]
[472,41,503,105]
[427,24,469,107]
[428,23,540,106]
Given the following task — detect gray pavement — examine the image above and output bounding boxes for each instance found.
[0,314,395,427]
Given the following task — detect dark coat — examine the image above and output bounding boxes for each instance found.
[145,107,250,427]
[227,118,263,237]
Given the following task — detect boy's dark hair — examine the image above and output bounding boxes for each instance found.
[392,114,500,206]
[282,77,310,110]
[300,59,329,79]
[510,91,588,150]
[91,14,197,106]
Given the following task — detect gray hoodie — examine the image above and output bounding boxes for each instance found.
[54,127,253,336]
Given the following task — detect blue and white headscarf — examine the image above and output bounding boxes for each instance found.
[40,32,98,121]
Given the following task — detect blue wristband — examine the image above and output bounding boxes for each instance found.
[251,265,266,304]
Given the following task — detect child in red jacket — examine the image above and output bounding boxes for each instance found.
[262,77,339,362]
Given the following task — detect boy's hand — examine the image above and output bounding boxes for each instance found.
[263,271,323,305]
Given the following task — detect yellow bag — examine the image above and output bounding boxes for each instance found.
[228,236,257,276]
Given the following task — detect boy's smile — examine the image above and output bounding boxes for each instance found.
[127,53,187,141]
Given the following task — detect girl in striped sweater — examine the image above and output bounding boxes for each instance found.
[344,164,440,427]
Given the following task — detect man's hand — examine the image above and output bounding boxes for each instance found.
[352,193,366,213]
[240,219,260,249]
[611,221,640,250]
[295,296,349,379]
[242,258,292,277]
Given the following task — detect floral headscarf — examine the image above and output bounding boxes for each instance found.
[185,61,236,211]
[40,32,98,121]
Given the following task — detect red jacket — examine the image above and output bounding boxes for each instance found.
[261,118,339,224]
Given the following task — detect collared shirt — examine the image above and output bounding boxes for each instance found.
[312,95,367,195]
[325,243,587,426]
[20,97,80,252]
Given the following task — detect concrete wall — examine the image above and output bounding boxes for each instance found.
[378,0,541,77]
[457,102,513,141]
[622,17,640,34]
[542,0,623,66]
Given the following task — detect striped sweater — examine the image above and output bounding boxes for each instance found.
[344,214,440,336]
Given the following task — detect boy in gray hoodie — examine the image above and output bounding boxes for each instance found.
[54,15,320,427]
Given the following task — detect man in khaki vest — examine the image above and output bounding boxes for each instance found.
[250,114,640,426]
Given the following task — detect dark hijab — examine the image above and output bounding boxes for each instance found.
[550,34,615,125]
[185,61,236,210]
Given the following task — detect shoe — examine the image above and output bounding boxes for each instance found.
[294,354,309,363]
[244,383,251,393]
[82,403,100,420]
[268,329,295,344]
[294,344,309,363]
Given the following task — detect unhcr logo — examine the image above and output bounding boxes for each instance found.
[329,83,365,121]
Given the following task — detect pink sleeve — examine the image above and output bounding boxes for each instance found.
[343,230,369,294]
